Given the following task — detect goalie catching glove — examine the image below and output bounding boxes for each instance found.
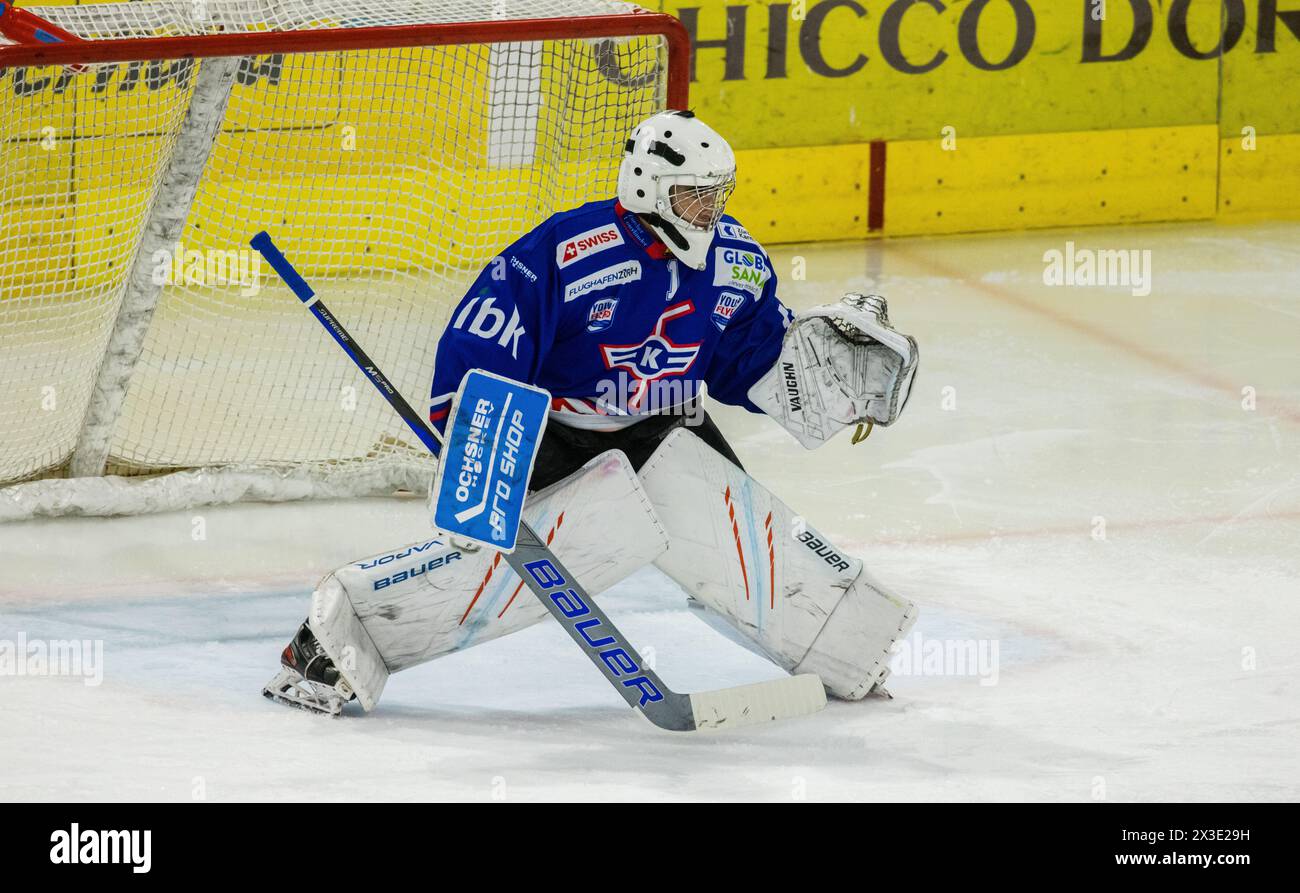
[747,293,918,449]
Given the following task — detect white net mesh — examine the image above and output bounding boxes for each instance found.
[0,0,671,517]
[32,0,647,36]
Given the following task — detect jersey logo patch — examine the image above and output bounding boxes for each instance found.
[557,223,624,268]
[509,255,538,283]
[717,222,759,246]
[712,247,770,296]
[600,302,702,409]
[586,296,619,332]
[450,293,527,359]
[711,291,746,331]
[564,259,641,303]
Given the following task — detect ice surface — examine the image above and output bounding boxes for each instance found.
[2,221,1297,801]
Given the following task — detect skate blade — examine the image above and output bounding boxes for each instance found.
[262,667,345,717]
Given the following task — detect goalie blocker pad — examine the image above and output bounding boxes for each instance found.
[308,449,669,710]
[639,428,918,699]
[747,294,918,449]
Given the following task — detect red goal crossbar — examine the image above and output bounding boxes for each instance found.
[0,8,691,108]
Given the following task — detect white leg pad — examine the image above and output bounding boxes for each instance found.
[309,449,668,710]
[309,575,388,711]
[638,428,917,699]
[791,572,919,699]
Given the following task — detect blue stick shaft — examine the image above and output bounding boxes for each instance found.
[249,230,313,301]
[249,230,441,455]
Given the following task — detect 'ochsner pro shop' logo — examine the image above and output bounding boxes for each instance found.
[453,397,529,543]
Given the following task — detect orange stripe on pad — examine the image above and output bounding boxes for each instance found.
[764,512,775,610]
[497,513,566,619]
[724,487,750,602]
[459,552,501,626]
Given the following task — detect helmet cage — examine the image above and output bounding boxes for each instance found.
[662,174,736,232]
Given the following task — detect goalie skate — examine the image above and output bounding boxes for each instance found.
[261,622,356,717]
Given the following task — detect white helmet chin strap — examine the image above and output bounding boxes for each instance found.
[638,211,714,270]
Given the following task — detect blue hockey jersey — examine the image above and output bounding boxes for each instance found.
[428,198,793,435]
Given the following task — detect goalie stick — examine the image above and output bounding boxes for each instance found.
[249,231,826,731]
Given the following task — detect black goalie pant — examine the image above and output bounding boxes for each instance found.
[529,411,744,493]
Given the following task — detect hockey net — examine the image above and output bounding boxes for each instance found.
[0,0,686,519]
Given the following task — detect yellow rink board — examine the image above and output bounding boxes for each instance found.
[6,0,1298,250]
[883,125,1220,237]
[727,125,1223,243]
[1217,134,1300,222]
[729,129,1299,243]
[727,142,875,244]
[667,0,1299,240]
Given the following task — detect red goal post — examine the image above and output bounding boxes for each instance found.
[0,7,688,106]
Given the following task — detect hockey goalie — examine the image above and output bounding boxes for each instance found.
[263,110,920,718]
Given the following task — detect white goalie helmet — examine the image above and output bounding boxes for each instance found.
[617,110,737,270]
